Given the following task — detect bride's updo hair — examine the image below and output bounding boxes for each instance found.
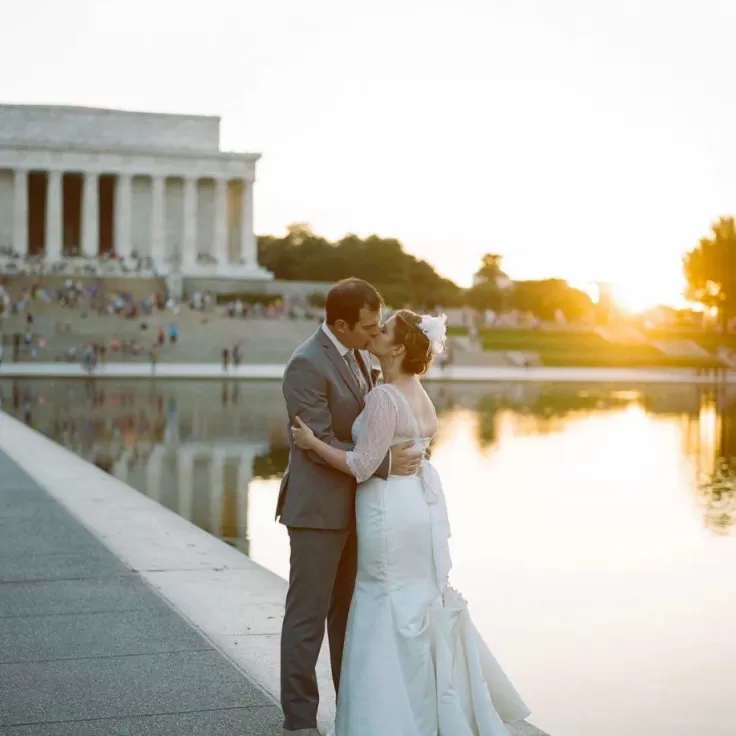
[393,309,433,375]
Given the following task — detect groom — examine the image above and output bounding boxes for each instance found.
[277,278,422,734]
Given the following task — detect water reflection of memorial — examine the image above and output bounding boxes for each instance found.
[116,442,267,556]
[0,379,289,555]
[2,378,736,539]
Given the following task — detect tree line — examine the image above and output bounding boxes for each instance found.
[258,224,594,320]
[258,224,460,309]
[258,219,736,325]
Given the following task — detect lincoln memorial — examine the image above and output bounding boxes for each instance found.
[0,104,272,282]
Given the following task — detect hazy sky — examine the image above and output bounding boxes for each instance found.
[3,0,735,308]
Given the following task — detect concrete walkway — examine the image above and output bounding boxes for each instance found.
[1,360,734,384]
[0,410,550,736]
[0,451,283,736]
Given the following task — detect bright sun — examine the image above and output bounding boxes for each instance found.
[610,278,688,314]
[611,283,659,314]
[572,280,676,314]
[569,277,689,314]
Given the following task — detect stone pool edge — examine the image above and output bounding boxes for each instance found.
[1,360,734,385]
[0,410,549,736]
[0,410,337,733]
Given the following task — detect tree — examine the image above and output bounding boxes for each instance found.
[465,281,505,312]
[684,216,736,328]
[511,279,593,322]
[473,253,509,287]
[257,225,464,307]
[467,253,513,311]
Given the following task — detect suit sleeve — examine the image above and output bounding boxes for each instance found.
[283,355,390,479]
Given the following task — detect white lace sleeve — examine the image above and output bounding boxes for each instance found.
[346,386,399,483]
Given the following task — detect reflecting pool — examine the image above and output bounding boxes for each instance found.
[2,378,735,736]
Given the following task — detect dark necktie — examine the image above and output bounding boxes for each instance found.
[345,350,367,395]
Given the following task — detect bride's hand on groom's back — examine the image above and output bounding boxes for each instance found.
[291,416,315,449]
[391,441,423,476]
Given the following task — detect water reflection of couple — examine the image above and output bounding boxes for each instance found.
[276,278,530,735]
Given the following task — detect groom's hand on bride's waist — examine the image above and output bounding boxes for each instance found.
[391,441,423,476]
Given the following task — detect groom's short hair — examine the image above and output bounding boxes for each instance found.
[325,278,383,328]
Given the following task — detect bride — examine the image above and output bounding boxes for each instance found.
[290,309,531,736]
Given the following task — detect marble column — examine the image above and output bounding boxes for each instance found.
[145,445,166,502]
[239,179,256,268]
[213,178,228,267]
[81,172,99,258]
[45,170,63,261]
[177,447,195,522]
[114,173,132,259]
[182,176,198,269]
[13,169,28,257]
[150,175,166,266]
[236,450,255,555]
[113,450,130,483]
[209,449,227,536]
[163,408,180,446]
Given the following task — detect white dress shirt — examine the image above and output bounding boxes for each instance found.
[322,322,350,357]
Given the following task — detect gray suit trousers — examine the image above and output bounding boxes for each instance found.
[280,524,357,731]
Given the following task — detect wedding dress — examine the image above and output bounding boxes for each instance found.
[333,383,530,735]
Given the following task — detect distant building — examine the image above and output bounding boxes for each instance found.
[0,104,272,281]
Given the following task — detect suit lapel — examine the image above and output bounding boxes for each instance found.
[316,329,364,405]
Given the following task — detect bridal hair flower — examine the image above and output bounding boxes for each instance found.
[418,314,447,356]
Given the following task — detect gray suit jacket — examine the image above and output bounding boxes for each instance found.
[276,327,390,529]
